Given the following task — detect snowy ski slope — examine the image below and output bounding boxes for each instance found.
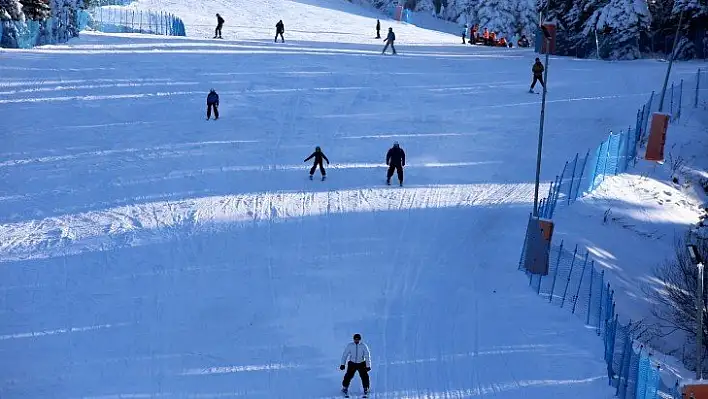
[0,0,701,397]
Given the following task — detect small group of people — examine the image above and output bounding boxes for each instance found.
[462,25,531,49]
[303,142,406,185]
[213,14,285,42]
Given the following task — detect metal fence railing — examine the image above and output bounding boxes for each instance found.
[536,68,704,219]
[83,7,185,36]
[519,237,664,398]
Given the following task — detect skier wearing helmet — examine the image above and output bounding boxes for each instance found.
[385,141,405,186]
[304,146,330,180]
[340,333,371,397]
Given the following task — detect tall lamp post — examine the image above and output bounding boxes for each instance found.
[658,10,684,113]
[532,24,552,217]
[688,244,705,380]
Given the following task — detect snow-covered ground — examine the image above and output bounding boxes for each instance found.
[1,0,705,397]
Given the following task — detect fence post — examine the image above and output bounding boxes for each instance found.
[131,10,135,31]
[560,245,579,308]
[567,153,579,205]
[597,270,605,335]
[536,271,542,295]
[549,241,564,303]
[614,130,623,175]
[139,10,142,33]
[620,323,633,399]
[670,82,674,119]
[547,176,558,218]
[622,127,631,172]
[586,262,595,325]
[590,141,605,191]
[574,150,590,200]
[678,79,683,120]
[615,324,627,394]
[605,313,617,366]
[696,69,701,108]
[550,162,568,217]
[572,252,590,314]
[643,92,654,138]
[518,213,531,271]
[601,133,613,186]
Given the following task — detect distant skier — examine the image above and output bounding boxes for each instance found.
[529,57,546,93]
[461,24,467,44]
[214,13,224,39]
[385,141,405,186]
[275,20,285,43]
[340,333,371,397]
[382,27,396,55]
[375,19,381,39]
[206,89,219,120]
[304,146,329,180]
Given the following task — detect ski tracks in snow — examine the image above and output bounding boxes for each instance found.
[0,183,534,262]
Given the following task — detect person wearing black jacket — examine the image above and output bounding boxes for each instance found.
[206,89,219,120]
[275,20,285,43]
[385,141,405,186]
[529,58,545,93]
[376,19,381,39]
[214,14,224,39]
[304,146,329,180]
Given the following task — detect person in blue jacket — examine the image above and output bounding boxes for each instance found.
[206,89,219,120]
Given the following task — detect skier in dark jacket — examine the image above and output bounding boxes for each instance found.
[385,141,405,186]
[382,27,396,55]
[206,89,219,120]
[275,20,285,42]
[376,19,381,38]
[529,58,545,93]
[304,146,329,180]
[214,13,224,39]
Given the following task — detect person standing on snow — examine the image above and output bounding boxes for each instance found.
[206,89,219,120]
[304,146,329,180]
[382,27,396,55]
[275,20,285,42]
[529,57,546,93]
[385,141,405,186]
[214,13,224,39]
[375,19,381,38]
[340,333,371,397]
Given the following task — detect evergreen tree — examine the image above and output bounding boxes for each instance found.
[476,0,517,38]
[20,0,50,20]
[671,0,708,59]
[0,0,23,20]
[515,0,538,37]
[585,0,651,59]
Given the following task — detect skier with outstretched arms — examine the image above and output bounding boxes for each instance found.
[304,146,329,180]
[340,333,371,397]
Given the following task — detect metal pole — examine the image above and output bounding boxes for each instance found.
[658,10,684,112]
[533,36,551,217]
[698,261,704,380]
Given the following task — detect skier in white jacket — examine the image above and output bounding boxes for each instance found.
[339,333,371,396]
